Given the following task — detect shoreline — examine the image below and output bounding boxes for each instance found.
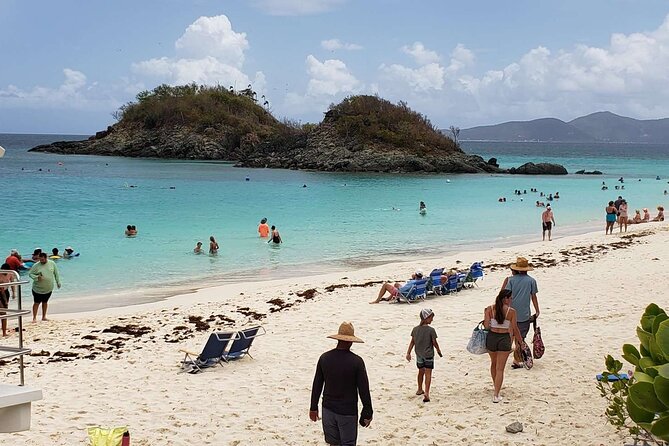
[49,218,652,320]
[46,217,606,316]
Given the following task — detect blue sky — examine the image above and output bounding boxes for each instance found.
[2,0,669,133]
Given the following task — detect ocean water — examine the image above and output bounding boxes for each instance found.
[1,134,668,309]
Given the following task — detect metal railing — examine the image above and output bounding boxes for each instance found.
[0,270,30,385]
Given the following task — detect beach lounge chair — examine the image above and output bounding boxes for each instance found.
[463,262,484,288]
[443,273,459,294]
[179,332,236,373]
[427,269,444,295]
[395,278,428,303]
[221,326,266,362]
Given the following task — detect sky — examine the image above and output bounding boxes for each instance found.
[2,0,669,134]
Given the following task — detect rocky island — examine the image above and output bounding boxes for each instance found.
[31,84,566,175]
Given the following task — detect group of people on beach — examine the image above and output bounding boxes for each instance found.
[605,195,664,234]
[310,256,540,445]
[1,248,63,326]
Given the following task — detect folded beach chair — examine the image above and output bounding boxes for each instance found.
[179,332,236,373]
[395,278,428,303]
[221,326,267,362]
[427,268,444,295]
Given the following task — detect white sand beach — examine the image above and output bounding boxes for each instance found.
[3,223,667,445]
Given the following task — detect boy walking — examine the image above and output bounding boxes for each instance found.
[405,308,442,402]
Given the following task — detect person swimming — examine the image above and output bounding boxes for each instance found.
[194,241,203,254]
[49,248,61,259]
[209,236,219,254]
[268,226,282,244]
[258,218,270,238]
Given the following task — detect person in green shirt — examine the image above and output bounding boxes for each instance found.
[28,253,61,322]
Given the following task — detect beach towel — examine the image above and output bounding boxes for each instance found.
[466,321,488,354]
[87,426,127,446]
[532,318,545,359]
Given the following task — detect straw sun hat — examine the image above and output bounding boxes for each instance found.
[328,322,364,343]
[510,257,534,271]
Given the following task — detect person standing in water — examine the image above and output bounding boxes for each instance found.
[209,236,219,254]
[258,218,270,238]
[193,241,203,254]
[419,201,427,214]
[268,226,282,244]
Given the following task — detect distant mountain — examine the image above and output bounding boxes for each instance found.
[458,112,669,143]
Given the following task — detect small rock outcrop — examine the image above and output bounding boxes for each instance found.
[575,169,603,175]
[507,162,568,175]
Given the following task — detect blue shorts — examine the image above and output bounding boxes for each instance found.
[416,355,434,369]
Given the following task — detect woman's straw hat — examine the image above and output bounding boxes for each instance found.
[328,322,364,343]
[510,257,534,271]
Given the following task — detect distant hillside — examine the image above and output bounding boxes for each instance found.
[459,118,594,143]
[458,111,669,143]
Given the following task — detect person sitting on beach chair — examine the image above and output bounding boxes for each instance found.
[370,270,424,304]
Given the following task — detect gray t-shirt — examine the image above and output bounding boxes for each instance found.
[411,325,437,359]
[505,273,538,322]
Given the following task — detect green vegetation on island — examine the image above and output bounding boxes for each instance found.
[30,83,566,174]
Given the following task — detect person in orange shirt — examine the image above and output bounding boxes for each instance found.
[258,218,270,238]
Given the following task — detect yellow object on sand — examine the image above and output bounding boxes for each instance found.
[87,426,127,446]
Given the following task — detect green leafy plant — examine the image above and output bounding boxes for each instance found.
[599,303,669,445]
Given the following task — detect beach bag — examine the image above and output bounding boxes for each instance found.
[516,342,533,370]
[532,318,545,359]
[466,321,488,354]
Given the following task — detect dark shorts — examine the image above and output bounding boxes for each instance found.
[416,355,434,369]
[542,221,552,231]
[517,320,531,340]
[322,406,358,446]
[0,289,8,309]
[32,290,52,304]
[486,331,512,352]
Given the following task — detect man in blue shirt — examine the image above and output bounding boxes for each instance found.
[505,257,540,368]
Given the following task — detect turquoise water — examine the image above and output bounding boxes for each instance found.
[2,134,668,306]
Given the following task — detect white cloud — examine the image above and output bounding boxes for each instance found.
[379,42,446,92]
[279,55,360,118]
[402,42,440,65]
[132,15,265,94]
[306,55,360,96]
[250,0,346,16]
[175,15,248,66]
[372,15,669,127]
[0,69,118,110]
[321,39,363,51]
[380,63,445,91]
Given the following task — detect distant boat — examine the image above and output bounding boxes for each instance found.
[0,145,5,158]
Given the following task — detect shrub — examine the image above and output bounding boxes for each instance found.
[599,303,669,444]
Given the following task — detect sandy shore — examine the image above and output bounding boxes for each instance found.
[2,222,666,445]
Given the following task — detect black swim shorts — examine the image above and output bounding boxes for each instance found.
[486,331,512,352]
[32,290,52,304]
[542,221,552,230]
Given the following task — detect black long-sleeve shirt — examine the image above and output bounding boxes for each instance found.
[310,348,373,421]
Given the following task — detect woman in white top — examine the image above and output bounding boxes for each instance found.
[483,289,524,403]
[618,200,628,232]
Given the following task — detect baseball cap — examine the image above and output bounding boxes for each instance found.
[420,308,434,320]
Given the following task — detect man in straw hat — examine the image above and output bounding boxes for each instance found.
[310,322,373,445]
[504,257,540,369]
